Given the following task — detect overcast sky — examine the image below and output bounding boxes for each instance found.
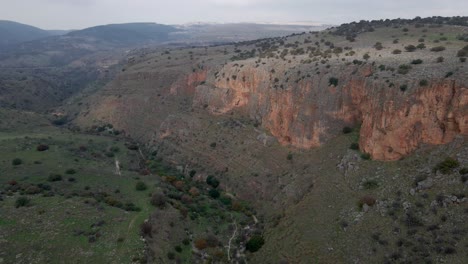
[1,0,467,29]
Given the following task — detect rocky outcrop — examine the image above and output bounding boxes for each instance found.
[78,58,467,161]
[193,63,468,160]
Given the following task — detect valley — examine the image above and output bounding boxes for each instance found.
[0,16,468,264]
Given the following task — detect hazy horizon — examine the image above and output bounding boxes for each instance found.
[0,0,467,30]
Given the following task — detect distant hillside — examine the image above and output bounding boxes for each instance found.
[0,20,53,47]
[67,23,179,45]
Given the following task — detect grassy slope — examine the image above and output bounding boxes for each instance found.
[0,110,155,263]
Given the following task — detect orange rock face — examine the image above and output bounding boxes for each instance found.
[194,63,467,160]
[81,62,467,161]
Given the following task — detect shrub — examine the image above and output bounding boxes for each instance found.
[374,42,383,50]
[419,79,428,86]
[460,57,467,63]
[65,169,76,175]
[350,143,359,150]
[210,142,217,148]
[174,245,182,252]
[246,235,265,252]
[209,189,220,199]
[16,196,30,208]
[445,71,454,78]
[25,185,42,194]
[329,77,339,86]
[434,157,459,174]
[411,59,423,64]
[48,174,62,182]
[430,46,446,52]
[436,56,444,63]
[404,45,416,52]
[400,84,408,92]
[361,153,371,160]
[363,53,370,60]
[416,43,426,49]
[12,158,22,166]
[140,222,152,237]
[206,175,220,188]
[36,144,49,151]
[397,65,412,74]
[342,126,353,134]
[135,181,147,191]
[460,168,468,175]
[392,49,402,54]
[194,238,208,250]
[358,195,376,207]
[456,45,468,57]
[287,153,293,160]
[150,193,166,208]
[362,180,379,190]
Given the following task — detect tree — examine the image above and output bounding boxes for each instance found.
[206,175,220,188]
[246,235,265,252]
[135,181,147,191]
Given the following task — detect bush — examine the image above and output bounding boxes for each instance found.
[194,238,208,250]
[434,157,459,174]
[135,181,147,191]
[36,144,49,151]
[209,189,220,199]
[287,153,293,160]
[329,77,339,86]
[150,193,166,208]
[246,235,265,252]
[361,153,371,160]
[460,57,467,63]
[342,126,353,134]
[457,45,468,57]
[411,59,423,64]
[419,79,429,86]
[140,222,152,237]
[65,169,76,175]
[16,196,30,208]
[206,175,220,188]
[404,45,416,52]
[400,84,408,92]
[430,46,446,52]
[48,174,62,182]
[358,195,376,207]
[12,158,22,166]
[436,56,444,63]
[25,185,42,194]
[445,71,454,78]
[460,168,468,175]
[416,43,426,49]
[374,42,383,50]
[350,143,359,150]
[397,65,412,74]
[362,180,379,190]
[392,49,402,54]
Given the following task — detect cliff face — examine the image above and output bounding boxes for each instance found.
[192,63,468,160]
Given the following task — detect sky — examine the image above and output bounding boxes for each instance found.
[0,0,467,29]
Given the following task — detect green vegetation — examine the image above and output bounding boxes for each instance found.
[12,158,22,166]
[246,235,265,252]
[329,77,339,86]
[135,181,147,191]
[433,157,460,174]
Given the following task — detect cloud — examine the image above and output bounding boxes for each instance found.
[0,0,467,29]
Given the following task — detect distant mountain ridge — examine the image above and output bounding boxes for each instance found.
[67,22,179,45]
[0,20,53,47]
